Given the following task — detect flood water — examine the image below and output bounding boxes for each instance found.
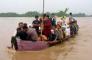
[0,17,92,60]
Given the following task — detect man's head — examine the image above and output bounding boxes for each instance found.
[24,23,28,27]
[23,26,28,32]
[18,22,24,28]
[51,13,55,17]
[69,12,72,16]
[43,14,47,18]
[35,15,39,20]
[46,15,49,18]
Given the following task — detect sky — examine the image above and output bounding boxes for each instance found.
[0,0,92,15]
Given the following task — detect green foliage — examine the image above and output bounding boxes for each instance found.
[0,12,19,17]
[23,11,40,17]
[0,11,87,17]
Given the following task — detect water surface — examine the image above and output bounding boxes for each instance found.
[0,17,92,60]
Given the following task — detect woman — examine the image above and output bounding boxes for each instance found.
[42,14,52,37]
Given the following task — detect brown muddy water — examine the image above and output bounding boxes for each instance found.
[0,17,92,60]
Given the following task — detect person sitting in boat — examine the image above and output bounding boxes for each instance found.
[27,26,38,41]
[32,15,41,35]
[16,22,24,34]
[10,22,24,50]
[55,23,63,41]
[42,14,52,38]
[48,29,57,41]
[60,18,66,39]
[48,25,63,46]
[16,25,28,40]
[24,23,28,28]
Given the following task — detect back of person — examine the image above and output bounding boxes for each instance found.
[51,17,56,27]
[55,24,63,40]
[27,28,38,41]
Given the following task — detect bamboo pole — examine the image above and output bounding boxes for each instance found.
[40,0,45,40]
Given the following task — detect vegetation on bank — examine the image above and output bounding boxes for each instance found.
[0,11,89,17]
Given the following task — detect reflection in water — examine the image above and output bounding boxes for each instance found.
[0,17,92,60]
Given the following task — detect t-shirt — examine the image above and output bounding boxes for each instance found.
[69,16,76,23]
[16,31,28,40]
[32,20,41,31]
[32,20,41,28]
[51,17,56,26]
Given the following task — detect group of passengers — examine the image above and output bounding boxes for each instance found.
[10,13,79,50]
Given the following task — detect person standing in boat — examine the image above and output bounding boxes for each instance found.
[32,15,41,35]
[51,14,56,27]
[42,14,52,38]
[69,12,78,36]
[69,12,75,36]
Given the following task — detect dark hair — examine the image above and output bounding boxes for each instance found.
[43,14,47,17]
[35,15,39,18]
[23,23,28,29]
[23,26,28,30]
[70,12,72,16]
[46,15,49,18]
[18,22,23,25]
[24,23,27,26]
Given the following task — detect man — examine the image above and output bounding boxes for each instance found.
[51,14,56,27]
[48,29,57,41]
[16,26,28,40]
[10,22,24,50]
[32,15,41,35]
[69,12,77,36]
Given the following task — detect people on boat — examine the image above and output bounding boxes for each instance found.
[9,13,79,51]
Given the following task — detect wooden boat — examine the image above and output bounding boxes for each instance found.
[7,39,62,51]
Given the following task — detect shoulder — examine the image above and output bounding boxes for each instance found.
[32,20,35,22]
